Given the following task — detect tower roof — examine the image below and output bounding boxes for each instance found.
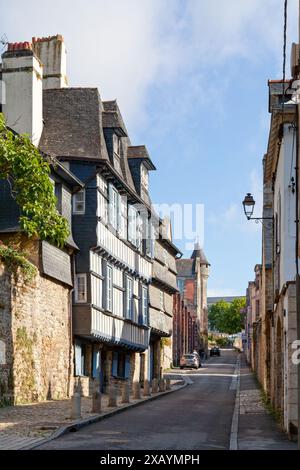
[190,243,210,266]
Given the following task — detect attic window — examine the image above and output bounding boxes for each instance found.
[113,134,122,156]
[141,164,149,191]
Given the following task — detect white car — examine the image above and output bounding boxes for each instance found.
[180,353,201,369]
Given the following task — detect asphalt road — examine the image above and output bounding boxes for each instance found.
[37,349,238,450]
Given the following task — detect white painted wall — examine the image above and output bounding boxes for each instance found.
[33,37,68,89]
[274,123,297,288]
[2,54,43,146]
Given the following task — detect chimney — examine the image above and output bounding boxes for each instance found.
[32,35,68,89]
[1,42,43,146]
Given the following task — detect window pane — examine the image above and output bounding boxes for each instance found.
[76,275,86,302]
[74,190,85,214]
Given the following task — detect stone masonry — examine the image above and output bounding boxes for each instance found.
[0,261,72,405]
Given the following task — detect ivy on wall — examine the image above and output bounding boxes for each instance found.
[0,240,37,282]
[0,113,69,247]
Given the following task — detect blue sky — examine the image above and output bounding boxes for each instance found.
[1,0,299,296]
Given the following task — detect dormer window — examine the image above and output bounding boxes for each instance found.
[73,189,85,214]
[113,134,122,156]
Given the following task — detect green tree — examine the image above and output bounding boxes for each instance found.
[208,297,246,334]
[0,113,69,247]
[208,300,230,331]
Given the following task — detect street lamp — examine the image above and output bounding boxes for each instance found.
[242,193,255,220]
[242,193,273,228]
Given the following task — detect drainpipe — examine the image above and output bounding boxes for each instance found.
[295,110,300,449]
[297,0,300,447]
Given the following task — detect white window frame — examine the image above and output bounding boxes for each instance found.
[119,195,127,239]
[128,205,137,246]
[73,189,85,214]
[126,276,133,319]
[142,286,148,325]
[75,274,87,303]
[106,265,113,312]
[136,213,143,252]
[109,184,119,230]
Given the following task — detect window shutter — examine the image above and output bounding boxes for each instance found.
[112,352,118,376]
[125,354,131,379]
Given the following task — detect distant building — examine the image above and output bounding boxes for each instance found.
[207,296,243,307]
[174,243,210,360]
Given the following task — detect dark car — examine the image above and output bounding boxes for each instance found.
[210,346,221,357]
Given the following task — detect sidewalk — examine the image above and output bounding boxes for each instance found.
[237,354,297,450]
[0,378,184,450]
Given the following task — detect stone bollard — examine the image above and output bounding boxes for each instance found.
[158,379,166,392]
[166,378,171,390]
[143,379,151,397]
[71,392,81,419]
[121,382,130,404]
[92,391,102,413]
[132,381,141,400]
[151,378,158,394]
[108,385,117,407]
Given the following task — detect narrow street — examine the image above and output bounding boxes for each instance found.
[36,349,238,450]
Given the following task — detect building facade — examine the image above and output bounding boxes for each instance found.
[0,35,180,402]
[244,265,262,372]
[175,243,210,361]
[246,78,299,439]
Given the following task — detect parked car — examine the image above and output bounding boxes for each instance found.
[180,353,201,369]
[210,346,221,357]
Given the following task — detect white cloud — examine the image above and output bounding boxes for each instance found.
[1,0,298,133]
[208,168,263,234]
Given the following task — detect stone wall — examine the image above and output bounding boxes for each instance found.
[0,262,72,405]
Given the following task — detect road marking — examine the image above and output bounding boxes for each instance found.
[184,376,194,384]
[229,356,240,450]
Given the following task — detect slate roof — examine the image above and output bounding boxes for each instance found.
[39,88,110,161]
[176,259,195,277]
[127,145,156,170]
[102,100,127,137]
[102,100,136,192]
[191,243,210,265]
[176,244,210,276]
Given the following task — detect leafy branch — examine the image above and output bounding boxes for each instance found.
[0,240,37,282]
[0,113,69,247]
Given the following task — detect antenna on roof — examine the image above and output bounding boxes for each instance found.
[0,33,9,53]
